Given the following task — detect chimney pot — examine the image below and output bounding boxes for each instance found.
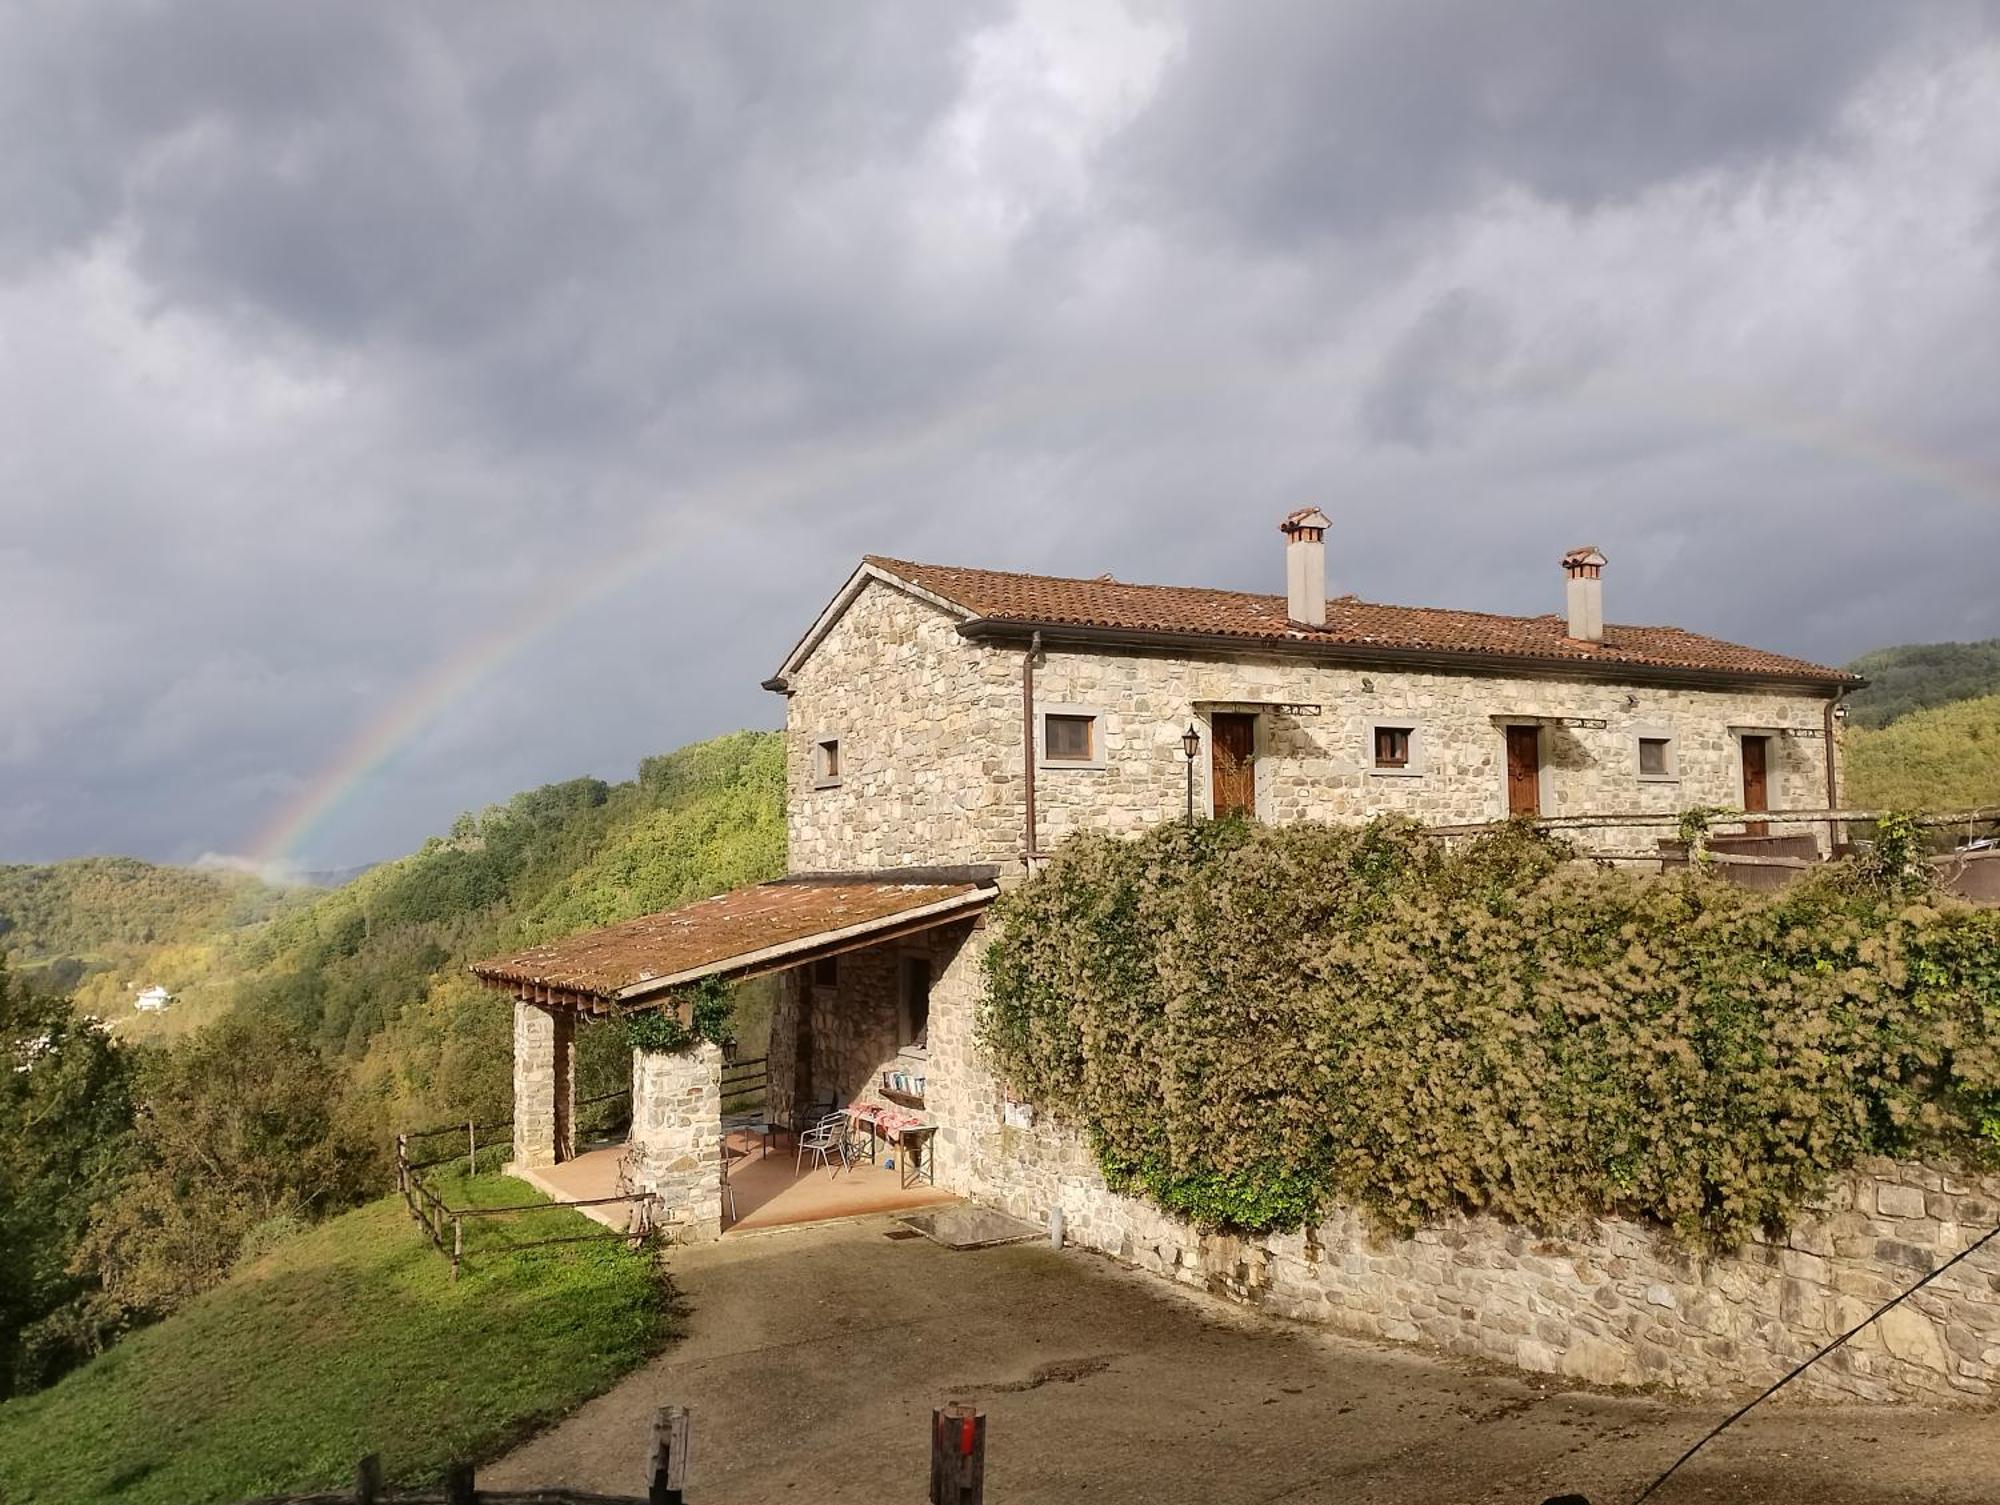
[1280,508,1331,627]
[1561,545,1607,643]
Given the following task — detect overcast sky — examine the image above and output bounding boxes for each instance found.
[5,1,2000,872]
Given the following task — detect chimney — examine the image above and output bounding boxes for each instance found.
[1562,545,1607,643]
[1280,508,1331,627]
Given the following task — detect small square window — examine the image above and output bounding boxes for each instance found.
[1374,726,1413,769]
[813,737,841,787]
[1637,736,1676,779]
[811,956,838,988]
[1044,714,1094,762]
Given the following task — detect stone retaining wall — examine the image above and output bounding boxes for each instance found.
[951,1108,2000,1404]
[925,928,2000,1406]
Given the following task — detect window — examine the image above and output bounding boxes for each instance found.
[1038,706,1108,769]
[1366,721,1424,776]
[810,956,838,988]
[1044,714,1094,762]
[1635,733,1677,781]
[813,737,841,788]
[899,956,932,1051]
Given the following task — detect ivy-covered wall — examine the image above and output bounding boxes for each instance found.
[980,821,2000,1251]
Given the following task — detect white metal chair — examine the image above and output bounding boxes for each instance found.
[796,1111,852,1177]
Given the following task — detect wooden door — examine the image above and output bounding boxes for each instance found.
[1505,725,1542,818]
[1741,736,1770,836]
[1210,714,1257,819]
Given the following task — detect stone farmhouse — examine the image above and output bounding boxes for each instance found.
[467,519,2000,1407]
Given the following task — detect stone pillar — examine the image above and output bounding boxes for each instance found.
[512,999,575,1170]
[630,1041,724,1241]
[765,970,802,1131]
[917,922,987,1194]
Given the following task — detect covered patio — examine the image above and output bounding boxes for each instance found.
[514,1126,957,1235]
[471,870,997,1239]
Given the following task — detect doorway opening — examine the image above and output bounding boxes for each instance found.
[1505,724,1542,818]
[1210,712,1257,818]
[1741,735,1771,836]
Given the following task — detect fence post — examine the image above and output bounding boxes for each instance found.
[467,1118,476,1176]
[355,1452,383,1504]
[451,1215,463,1282]
[649,1404,691,1504]
[445,1460,474,1505]
[929,1402,985,1505]
[396,1133,408,1197]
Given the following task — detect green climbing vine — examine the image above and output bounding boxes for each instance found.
[618,975,736,1054]
[980,817,2000,1251]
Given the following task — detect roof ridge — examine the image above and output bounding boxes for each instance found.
[870,556,1756,640]
[853,553,1853,684]
[867,554,1280,604]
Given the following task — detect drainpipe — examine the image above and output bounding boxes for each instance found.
[1022,632,1041,868]
[1823,688,1847,855]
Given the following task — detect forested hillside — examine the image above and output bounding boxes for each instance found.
[0,857,288,1004]
[1845,638,2000,727]
[1844,693,2000,812]
[0,730,785,1400]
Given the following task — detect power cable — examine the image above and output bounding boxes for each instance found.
[1627,1218,2000,1503]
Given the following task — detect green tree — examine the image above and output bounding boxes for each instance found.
[0,962,136,1396]
[76,1015,379,1323]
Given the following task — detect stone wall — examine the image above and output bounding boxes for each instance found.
[1024,648,1837,857]
[630,1042,724,1241]
[783,577,1016,873]
[921,929,2000,1406]
[781,577,1842,873]
[510,999,573,1170]
[765,924,978,1130]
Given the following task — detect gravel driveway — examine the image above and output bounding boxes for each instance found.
[487,1214,1998,1505]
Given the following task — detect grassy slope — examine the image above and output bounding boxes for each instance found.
[1845,638,2000,728]
[0,1173,673,1505]
[1844,692,2000,812]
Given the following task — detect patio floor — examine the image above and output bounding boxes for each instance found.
[509,1126,955,1236]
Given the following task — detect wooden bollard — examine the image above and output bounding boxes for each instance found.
[649,1404,692,1504]
[929,1402,985,1505]
[355,1453,383,1503]
[444,1460,474,1505]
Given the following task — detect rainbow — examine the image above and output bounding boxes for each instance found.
[248,369,2000,869]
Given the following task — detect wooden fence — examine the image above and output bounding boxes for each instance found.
[1425,805,2000,903]
[394,1102,666,1280]
[719,1051,767,1111]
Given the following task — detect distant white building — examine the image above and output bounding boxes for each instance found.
[133,985,173,1012]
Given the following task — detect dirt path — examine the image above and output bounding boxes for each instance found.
[487,1216,1998,1504]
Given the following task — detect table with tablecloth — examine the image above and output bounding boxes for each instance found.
[845,1102,939,1188]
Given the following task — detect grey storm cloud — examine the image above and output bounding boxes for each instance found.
[2,0,1998,869]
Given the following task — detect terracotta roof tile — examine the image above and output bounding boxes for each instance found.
[472,879,993,1001]
[863,556,1855,687]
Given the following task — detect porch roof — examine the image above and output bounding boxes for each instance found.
[470,875,997,1008]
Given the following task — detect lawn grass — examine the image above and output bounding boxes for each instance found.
[0,1172,676,1504]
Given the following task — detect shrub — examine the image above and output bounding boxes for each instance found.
[979,820,2000,1249]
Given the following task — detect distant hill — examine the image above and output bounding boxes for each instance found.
[0,858,290,1003]
[151,730,787,1116]
[4,731,786,1091]
[1844,692,2000,813]
[1844,639,2000,728]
